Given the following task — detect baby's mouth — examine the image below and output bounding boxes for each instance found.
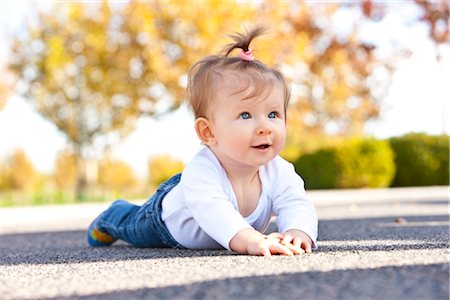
[252,144,271,150]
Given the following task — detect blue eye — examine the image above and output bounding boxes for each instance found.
[268,111,278,119]
[240,112,251,119]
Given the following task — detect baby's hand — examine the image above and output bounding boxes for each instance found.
[264,232,305,255]
[282,229,314,254]
[230,229,311,256]
[230,229,296,256]
[246,233,299,256]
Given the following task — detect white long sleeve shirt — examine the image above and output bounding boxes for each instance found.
[161,146,318,250]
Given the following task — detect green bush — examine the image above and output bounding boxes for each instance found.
[295,138,395,189]
[389,133,449,187]
[294,149,339,189]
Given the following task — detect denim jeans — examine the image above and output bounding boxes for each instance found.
[95,173,185,248]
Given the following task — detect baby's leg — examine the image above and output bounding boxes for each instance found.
[88,173,182,248]
[87,199,139,246]
[88,199,168,248]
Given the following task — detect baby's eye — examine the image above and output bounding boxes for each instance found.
[268,111,278,119]
[239,112,251,119]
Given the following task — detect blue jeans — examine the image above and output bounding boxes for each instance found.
[95,173,185,248]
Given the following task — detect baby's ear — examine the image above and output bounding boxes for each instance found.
[194,117,216,146]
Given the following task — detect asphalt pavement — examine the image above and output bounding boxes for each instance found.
[1,186,449,300]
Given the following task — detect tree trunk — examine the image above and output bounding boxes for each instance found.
[74,149,87,201]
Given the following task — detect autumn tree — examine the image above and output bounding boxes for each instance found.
[413,0,449,62]
[54,151,77,189]
[8,2,161,199]
[9,2,153,199]
[0,80,10,110]
[0,149,36,191]
[148,155,184,189]
[98,157,138,192]
[0,64,15,110]
[268,0,448,159]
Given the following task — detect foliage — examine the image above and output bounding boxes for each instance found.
[0,188,120,207]
[98,157,138,191]
[0,149,37,191]
[413,0,449,46]
[9,2,163,198]
[54,151,77,189]
[295,138,395,189]
[280,129,344,163]
[0,54,16,110]
[294,149,340,189]
[0,77,12,110]
[148,155,184,189]
[277,2,388,137]
[389,133,449,187]
[363,0,449,46]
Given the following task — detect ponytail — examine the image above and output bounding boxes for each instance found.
[223,26,267,58]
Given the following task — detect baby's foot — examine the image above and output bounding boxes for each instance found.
[87,216,116,247]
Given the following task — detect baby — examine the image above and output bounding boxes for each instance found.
[88,27,318,256]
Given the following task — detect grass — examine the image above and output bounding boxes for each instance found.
[0,188,151,207]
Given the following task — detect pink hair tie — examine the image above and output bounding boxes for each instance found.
[240,49,254,61]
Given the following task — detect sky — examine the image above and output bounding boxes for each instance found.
[0,1,449,179]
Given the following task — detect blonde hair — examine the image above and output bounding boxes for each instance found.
[187,26,291,119]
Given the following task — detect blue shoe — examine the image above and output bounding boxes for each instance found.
[87,213,117,247]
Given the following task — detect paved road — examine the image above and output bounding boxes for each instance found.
[1,186,449,300]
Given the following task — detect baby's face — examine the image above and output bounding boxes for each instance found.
[207,74,286,169]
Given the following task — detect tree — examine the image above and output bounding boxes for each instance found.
[8,2,169,199]
[0,149,37,191]
[361,0,449,63]
[0,80,10,110]
[54,151,77,189]
[148,155,184,189]
[413,0,448,62]
[98,157,138,191]
[276,0,448,158]
[0,65,16,110]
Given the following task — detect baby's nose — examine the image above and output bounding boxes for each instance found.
[257,122,272,136]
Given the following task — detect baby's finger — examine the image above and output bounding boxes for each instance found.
[281,234,294,245]
[284,240,304,255]
[301,240,313,254]
[262,246,272,257]
[279,235,305,255]
[269,242,294,256]
[292,236,302,248]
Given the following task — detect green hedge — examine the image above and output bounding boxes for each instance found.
[389,133,449,187]
[294,138,395,189]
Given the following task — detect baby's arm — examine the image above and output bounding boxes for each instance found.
[229,228,304,256]
[271,158,318,251]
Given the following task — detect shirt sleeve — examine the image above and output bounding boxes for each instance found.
[270,157,319,249]
[180,154,252,250]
